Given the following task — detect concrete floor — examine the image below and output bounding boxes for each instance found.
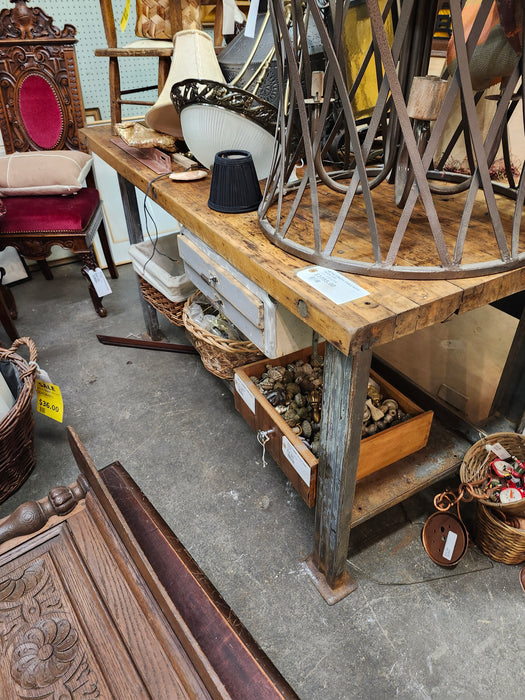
[1,261,524,700]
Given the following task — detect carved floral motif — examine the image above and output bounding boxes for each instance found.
[11,618,78,689]
[0,557,100,698]
[0,561,45,605]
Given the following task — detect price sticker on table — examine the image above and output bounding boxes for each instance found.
[36,380,64,423]
[296,266,369,305]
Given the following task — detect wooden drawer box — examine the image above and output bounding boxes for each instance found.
[234,347,433,507]
[178,228,313,359]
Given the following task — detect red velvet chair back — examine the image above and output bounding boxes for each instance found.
[0,0,87,155]
[0,1,119,319]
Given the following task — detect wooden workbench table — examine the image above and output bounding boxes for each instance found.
[83,124,525,603]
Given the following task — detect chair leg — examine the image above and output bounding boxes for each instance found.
[0,270,17,321]
[158,56,171,92]
[97,219,119,279]
[109,56,122,135]
[0,284,19,342]
[38,260,54,280]
[80,253,107,318]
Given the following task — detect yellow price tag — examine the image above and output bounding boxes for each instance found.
[120,0,131,32]
[36,379,64,423]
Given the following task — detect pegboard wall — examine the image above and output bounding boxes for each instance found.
[23,0,165,121]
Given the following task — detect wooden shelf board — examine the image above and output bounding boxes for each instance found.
[352,418,470,527]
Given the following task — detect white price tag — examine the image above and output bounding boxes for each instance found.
[296,266,369,305]
[244,0,260,38]
[31,363,52,384]
[442,530,458,561]
[486,442,512,460]
[87,267,112,297]
[282,436,311,485]
[222,0,238,35]
[234,374,255,414]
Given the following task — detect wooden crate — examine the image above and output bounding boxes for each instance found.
[234,347,433,508]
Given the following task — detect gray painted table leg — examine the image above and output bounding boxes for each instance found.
[305,342,372,603]
[117,173,162,341]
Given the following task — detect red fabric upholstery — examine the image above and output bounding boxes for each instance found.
[19,74,63,149]
[0,187,100,233]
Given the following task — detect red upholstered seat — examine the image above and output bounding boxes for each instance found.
[0,188,100,233]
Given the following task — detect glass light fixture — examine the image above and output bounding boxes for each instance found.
[171,78,278,180]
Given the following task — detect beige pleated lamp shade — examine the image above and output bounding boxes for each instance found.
[145,29,224,138]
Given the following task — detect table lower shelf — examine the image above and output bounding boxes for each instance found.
[351,419,469,527]
[351,412,519,527]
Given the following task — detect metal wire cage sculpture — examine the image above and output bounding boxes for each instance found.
[259,0,524,278]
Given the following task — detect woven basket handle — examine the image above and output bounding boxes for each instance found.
[1,337,38,379]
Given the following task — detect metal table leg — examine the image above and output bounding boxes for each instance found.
[491,304,525,428]
[305,342,372,604]
[117,173,162,341]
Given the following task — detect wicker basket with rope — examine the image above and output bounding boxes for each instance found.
[0,337,38,503]
[182,292,264,380]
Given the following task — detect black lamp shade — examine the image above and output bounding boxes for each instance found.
[208,150,262,214]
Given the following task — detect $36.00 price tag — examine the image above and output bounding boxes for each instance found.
[36,379,63,423]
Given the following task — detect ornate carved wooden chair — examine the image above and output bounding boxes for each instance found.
[0,0,118,318]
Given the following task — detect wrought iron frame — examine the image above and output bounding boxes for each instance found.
[259,0,524,278]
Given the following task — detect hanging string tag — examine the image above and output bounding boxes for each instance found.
[86,268,112,298]
[30,362,64,423]
[257,428,275,469]
[487,442,512,460]
[30,361,51,384]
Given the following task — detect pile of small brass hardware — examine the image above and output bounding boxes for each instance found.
[251,355,410,456]
[361,384,410,438]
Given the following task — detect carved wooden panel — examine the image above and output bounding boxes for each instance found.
[0,428,298,699]
[0,1,75,42]
[0,530,111,698]
[0,509,212,699]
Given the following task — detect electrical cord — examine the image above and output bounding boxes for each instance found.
[140,172,180,276]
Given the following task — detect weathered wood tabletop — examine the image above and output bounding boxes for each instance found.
[83,124,525,604]
[83,125,525,355]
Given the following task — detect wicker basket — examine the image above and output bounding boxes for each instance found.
[460,432,525,516]
[135,0,173,39]
[0,338,38,504]
[475,503,525,564]
[139,276,185,327]
[182,293,264,380]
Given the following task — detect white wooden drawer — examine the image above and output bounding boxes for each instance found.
[178,229,313,358]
